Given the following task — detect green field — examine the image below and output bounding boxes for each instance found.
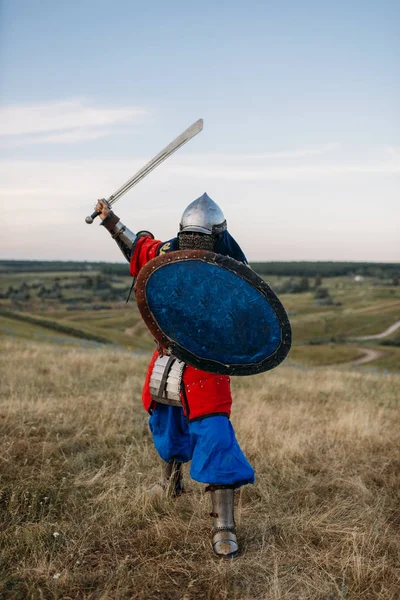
[1,261,399,598]
[1,261,399,371]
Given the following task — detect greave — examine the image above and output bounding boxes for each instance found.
[208,486,239,557]
[162,460,184,497]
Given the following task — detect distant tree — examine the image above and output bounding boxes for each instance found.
[275,277,310,294]
[94,275,111,290]
[370,267,384,279]
[299,277,310,291]
[315,275,322,287]
[313,286,338,306]
[314,286,329,300]
[37,286,48,298]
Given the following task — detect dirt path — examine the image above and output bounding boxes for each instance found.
[321,320,399,367]
[314,347,386,369]
[347,320,400,342]
[348,347,385,366]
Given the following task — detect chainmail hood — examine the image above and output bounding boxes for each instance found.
[178,232,216,251]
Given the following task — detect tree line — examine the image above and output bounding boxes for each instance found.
[0,259,398,279]
[250,261,399,278]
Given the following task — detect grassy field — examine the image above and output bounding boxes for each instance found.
[1,338,399,599]
[1,266,400,371]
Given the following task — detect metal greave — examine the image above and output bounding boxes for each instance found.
[208,486,239,557]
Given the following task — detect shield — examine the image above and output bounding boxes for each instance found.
[135,250,291,375]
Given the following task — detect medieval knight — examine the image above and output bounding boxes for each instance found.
[96,193,255,558]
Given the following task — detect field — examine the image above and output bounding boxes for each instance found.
[1,339,399,599]
[0,261,399,598]
[1,261,399,371]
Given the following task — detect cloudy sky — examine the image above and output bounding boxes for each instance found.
[1,0,399,262]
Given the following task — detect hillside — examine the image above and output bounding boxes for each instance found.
[1,260,399,372]
[1,339,399,599]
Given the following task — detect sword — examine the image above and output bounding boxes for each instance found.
[85,118,203,224]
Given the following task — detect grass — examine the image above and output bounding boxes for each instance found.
[367,346,400,371]
[1,338,399,599]
[285,285,400,343]
[0,315,104,348]
[288,344,364,366]
[2,269,399,368]
[0,308,154,351]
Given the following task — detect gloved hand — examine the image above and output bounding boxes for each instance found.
[95,199,111,221]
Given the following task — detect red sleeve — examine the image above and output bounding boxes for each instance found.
[130,236,162,277]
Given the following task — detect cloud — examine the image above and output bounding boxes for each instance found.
[2,128,119,147]
[0,99,148,145]
[1,151,399,209]
[1,153,399,262]
[166,161,400,181]
[385,145,400,156]
[198,144,340,161]
[163,145,400,180]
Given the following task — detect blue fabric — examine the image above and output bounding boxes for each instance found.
[148,404,194,463]
[215,231,248,264]
[161,230,247,264]
[148,404,255,488]
[188,417,255,486]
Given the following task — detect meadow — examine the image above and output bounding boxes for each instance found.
[0,261,399,598]
[0,338,399,599]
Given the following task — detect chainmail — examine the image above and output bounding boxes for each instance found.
[178,232,216,251]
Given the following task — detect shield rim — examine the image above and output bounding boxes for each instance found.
[135,250,292,375]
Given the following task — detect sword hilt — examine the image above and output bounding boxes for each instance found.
[85,211,100,224]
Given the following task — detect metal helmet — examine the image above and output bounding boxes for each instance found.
[179,193,227,235]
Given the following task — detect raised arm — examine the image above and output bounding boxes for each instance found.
[96,199,137,262]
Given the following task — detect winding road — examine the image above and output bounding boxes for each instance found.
[329,320,399,367]
[348,347,384,366]
[347,320,400,342]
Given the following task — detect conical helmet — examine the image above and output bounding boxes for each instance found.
[179,193,227,235]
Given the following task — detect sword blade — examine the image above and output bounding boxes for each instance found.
[107,118,203,206]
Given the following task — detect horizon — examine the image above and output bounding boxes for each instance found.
[1,1,399,263]
[1,257,399,266]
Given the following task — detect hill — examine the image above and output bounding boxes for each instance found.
[1,259,399,278]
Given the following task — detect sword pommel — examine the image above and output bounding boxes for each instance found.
[85,211,100,224]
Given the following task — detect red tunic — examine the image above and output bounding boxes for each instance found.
[131,236,232,421]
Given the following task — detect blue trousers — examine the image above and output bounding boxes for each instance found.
[148,404,255,488]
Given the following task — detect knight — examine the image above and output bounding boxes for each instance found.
[95,192,255,557]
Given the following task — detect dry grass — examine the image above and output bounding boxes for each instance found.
[0,338,399,600]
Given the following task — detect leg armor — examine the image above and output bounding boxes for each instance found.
[207,485,239,557]
[162,460,184,497]
[147,460,184,498]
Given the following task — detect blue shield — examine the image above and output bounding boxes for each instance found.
[135,250,291,375]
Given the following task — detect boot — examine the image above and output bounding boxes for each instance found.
[162,460,184,497]
[146,460,184,498]
[207,485,239,557]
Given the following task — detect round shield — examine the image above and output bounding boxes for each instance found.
[135,250,291,375]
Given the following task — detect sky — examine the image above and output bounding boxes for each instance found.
[0,0,399,263]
